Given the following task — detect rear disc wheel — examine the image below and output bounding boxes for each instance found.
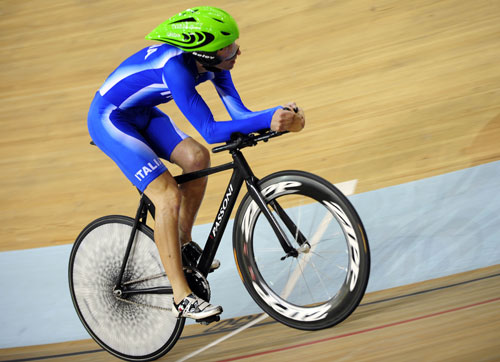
[68,215,184,361]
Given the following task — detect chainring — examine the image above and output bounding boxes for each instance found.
[184,267,211,302]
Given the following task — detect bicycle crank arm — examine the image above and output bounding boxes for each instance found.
[118,286,173,296]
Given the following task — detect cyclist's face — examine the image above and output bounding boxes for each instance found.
[216,42,241,70]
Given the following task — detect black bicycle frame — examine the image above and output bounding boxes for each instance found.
[116,148,302,295]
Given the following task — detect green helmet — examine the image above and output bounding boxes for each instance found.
[146,6,239,66]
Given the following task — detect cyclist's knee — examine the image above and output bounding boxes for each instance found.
[172,139,210,172]
[187,146,210,172]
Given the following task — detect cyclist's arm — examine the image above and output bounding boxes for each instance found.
[164,59,279,144]
[212,70,281,120]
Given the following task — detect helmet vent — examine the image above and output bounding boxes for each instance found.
[212,18,224,23]
[171,17,196,23]
[221,31,230,36]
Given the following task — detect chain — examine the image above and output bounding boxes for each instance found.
[114,272,175,312]
[122,272,167,286]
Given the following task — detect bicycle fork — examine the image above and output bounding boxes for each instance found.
[232,151,309,260]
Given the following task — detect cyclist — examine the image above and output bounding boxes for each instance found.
[87,6,305,321]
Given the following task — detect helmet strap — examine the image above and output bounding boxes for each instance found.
[202,65,222,72]
[192,51,223,70]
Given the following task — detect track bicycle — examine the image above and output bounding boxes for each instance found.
[68,130,370,361]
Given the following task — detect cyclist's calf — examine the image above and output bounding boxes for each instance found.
[169,138,211,244]
[145,171,182,217]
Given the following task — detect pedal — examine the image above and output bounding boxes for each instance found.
[196,315,221,325]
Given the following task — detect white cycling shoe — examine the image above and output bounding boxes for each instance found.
[174,293,223,320]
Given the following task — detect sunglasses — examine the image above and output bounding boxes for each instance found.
[222,45,240,61]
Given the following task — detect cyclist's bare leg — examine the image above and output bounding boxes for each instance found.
[144,170,191,304]
[170,138,210,245]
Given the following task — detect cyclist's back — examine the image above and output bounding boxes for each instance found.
[95,42,279,144]
[98,44,183,109]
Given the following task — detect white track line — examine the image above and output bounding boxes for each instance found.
[176,313,268,362]
[335,179,358,196]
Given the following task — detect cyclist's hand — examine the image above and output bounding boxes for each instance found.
[290,103,305,130]
[271,103,305,132]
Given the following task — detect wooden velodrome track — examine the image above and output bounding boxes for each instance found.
[1,0,499,361]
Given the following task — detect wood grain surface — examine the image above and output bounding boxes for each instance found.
[0,0,499,360]
[1,0,499,251]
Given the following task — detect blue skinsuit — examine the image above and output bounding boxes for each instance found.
[88,43,280,191]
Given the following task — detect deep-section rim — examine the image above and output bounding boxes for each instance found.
[233,170,370,330]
